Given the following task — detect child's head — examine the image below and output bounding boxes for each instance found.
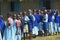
[37,10,41,14]
[33,9,37,13]
[23,11,27,16]
[7,13,11,18]
[20,12,23,16]
[28,9,32,14]
[13,14,17,20]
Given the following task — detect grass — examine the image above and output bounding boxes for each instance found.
[33,35,60,40]
[22,34,60,40]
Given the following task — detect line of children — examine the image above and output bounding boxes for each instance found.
[0,8,60,40]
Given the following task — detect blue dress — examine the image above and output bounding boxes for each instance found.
[12,19,17,40]
[16,20,21,40]
[3,17,13,40]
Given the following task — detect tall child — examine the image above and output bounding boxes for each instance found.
[32,9,39,37]
[42,10,48,36]
[48,10,54,35]
[16,15,21,40]
[28,9,33,40]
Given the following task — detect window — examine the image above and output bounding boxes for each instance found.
[10,1,14,11]
[43,0,51,9]
[9,0,19,12]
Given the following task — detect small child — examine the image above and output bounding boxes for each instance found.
[23,12,30,40]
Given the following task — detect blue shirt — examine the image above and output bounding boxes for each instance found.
[48,13,53,22]
[33,13,38,26]
[54,15,59,23]
[28,14,33,30]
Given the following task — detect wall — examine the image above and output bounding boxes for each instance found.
[51,0,60,11]
[20,0,39,11]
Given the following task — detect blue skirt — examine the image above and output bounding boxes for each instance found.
[43,22,48,30]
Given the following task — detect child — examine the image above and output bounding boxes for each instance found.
[32,9,39,37]
[28,9,33,40]
[23,12,30,40]
[48,10,54,35]
[37,10,44,36]
[42,10,48,36]
[54,11,60,34]
[3,14,13,40]
[19,12,24,37]
[13,14,17,40]
[54,10,59,35]
[16,15,21,40]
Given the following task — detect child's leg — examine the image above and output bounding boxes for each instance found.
[48,22,51,35]
[23,33,25,40]
[26,32,28,39]
[51,22,54,35]
[29,31,32,40]
[35,27,38,36]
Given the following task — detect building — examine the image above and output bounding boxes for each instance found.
[0,0,60,15]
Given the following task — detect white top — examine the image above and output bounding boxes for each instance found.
[43,14,48,22]
[24,16,30,21]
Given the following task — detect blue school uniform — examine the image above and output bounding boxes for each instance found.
[16,20,21,40]
[32,14,38,35]
[54,15,59,32]
[3,17,13,40]
[12,19,17,40]
[43,13,48,30]
[37,14,44,33]
[58,14,60,32]
[28,13,33,31]
[48,13,54,34]
[33,13,38,26]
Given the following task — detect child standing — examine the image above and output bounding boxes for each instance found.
[32,9,39,37]
[16,15,21,40]
[23,12,30,40]
[42,10,48,36]
[48,10,54,35]
[3,14,13,40]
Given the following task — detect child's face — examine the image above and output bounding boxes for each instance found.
[41,11,44,14]
[38,10,41,14]
[24,12,27,15]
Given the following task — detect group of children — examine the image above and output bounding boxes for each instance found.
[0,8,60,40]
